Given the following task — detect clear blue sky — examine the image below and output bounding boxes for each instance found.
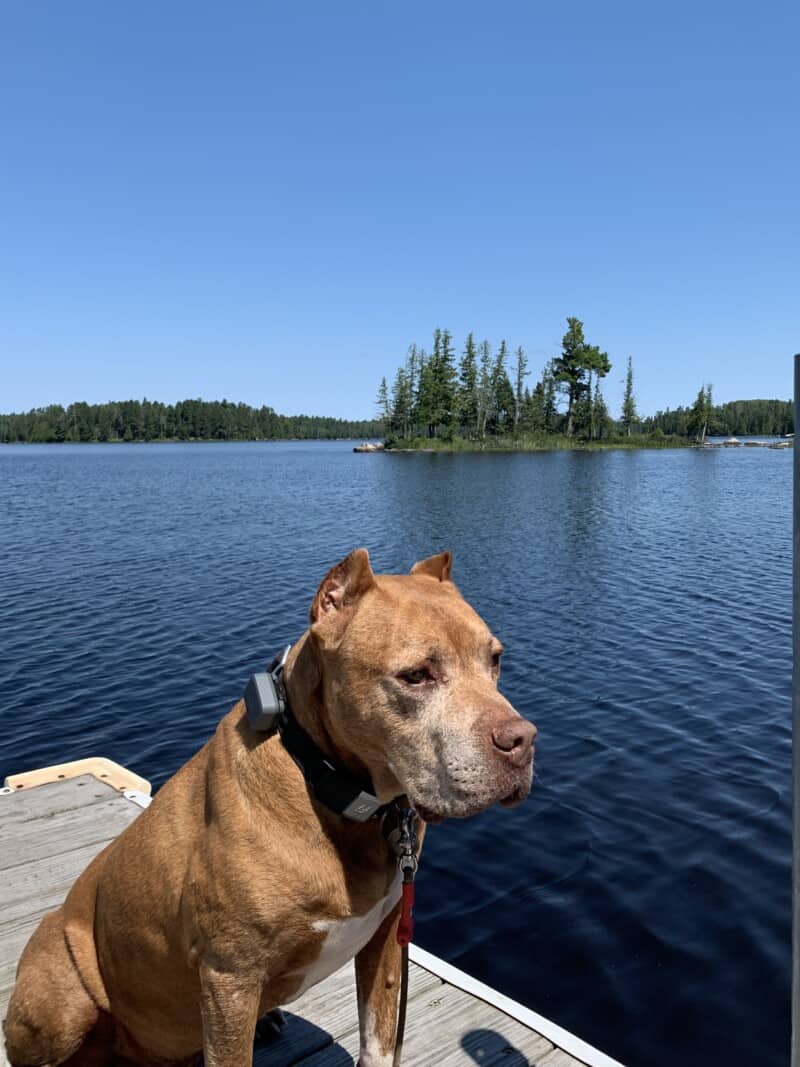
[1,1,797,420]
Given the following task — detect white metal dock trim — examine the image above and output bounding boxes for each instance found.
[409,944,624,1067]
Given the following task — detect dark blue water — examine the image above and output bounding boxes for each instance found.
[0,442,790,1067]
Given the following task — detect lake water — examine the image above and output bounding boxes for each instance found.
[0,441,791,1067]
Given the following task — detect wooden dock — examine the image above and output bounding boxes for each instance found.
[0,768,623,1067]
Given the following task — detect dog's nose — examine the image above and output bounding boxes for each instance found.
[491,718,536,766]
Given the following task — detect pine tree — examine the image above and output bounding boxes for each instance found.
[376,377,390,430]
[457,333,479,437]
[490,341,515,435]
[513,346,529,437]
[419,328,459,438]
[477,341,493,439]
[689,383,713,442]
[593,379,612,439]
[405,345,419,432]
[390,368,411,439]
[542,362,557,432]
[574,390,592,439]
[585,348,611,439]
[438,328,458,438]
[552,317,611,437]
[415,348,433,437]
[428,329,443,435]
[422,328,447,437]
[552,318,585,436]
[705,384,715,436]
[527,380,546,434]
[621,356,638,436]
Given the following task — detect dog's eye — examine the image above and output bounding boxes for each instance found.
[398,667,433,686]
[491,651,502,670]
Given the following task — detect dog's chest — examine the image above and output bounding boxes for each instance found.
[285,877,402,1002]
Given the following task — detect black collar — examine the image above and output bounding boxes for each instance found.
[276,705,390,822]
[245,647,396,823]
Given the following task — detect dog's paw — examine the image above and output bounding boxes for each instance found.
[254,1008,287,1044]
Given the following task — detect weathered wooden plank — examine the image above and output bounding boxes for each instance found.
[279,1034,353,1066]
[253,967,359,1067]
[0,776,119,822]
[0,840,115,918]
[457,1023,556,1066]
[294,1034,562,1067]
[253,961,441,1067]
[398,982,554,1067]
[0,784,138,1018]
[539,1050,590,1067]
[294,981,554,1067]
[0,795,138,872]
[254,1014,336,1067]
[294,959,440,1039]
[407,948,621,1067]
[0,913,43,1009]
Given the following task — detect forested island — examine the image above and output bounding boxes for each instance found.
[0,399,381,444]
[376,318,792,449]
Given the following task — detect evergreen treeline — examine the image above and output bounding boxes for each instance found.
[0,399,382,444]
[644,398,793,438]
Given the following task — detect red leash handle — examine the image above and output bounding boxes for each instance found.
[397,879,415,947]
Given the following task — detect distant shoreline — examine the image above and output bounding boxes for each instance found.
[0,437,369,446]
[2,434,790,452]
[0,398,382,446]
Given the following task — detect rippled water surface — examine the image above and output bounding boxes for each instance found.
[0,442,791,1067]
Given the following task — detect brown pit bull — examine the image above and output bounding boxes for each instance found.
[4,549,536,1067]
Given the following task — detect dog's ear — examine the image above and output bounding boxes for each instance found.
[310,548,376,631]
[410,551,453,582]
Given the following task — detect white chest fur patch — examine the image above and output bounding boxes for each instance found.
[286,877,401,1002]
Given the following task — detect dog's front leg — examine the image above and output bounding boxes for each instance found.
[199,962,262,1067]
[354,905,402,1067]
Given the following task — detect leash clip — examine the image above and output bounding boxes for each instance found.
[396,808,419,879]
[395,808,418,948]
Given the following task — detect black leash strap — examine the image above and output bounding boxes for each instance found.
[387,808,418,1067]
[393,944,410,1067]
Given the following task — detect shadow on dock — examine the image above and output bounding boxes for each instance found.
[251,1019,534,1065]
[462,1027,529,1063]
[253,1012,354,1065]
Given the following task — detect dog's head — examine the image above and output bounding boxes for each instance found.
[293,547,536,823]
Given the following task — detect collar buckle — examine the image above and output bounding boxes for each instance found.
[341,791,384,821]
